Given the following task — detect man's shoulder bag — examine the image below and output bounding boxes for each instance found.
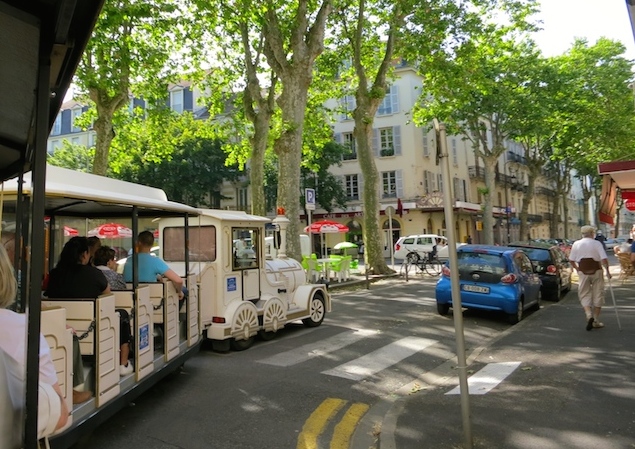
[578,258,601,275]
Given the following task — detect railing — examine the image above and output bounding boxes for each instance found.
[468,166,486,179]
[535,186,556,197]
[527,214,543,223]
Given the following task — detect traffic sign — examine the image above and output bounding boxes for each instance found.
[305,188,316,210]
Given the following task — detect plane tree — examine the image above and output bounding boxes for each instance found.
[549,38,635,226]
[409,0,540,245]
[109,112,240,207]
[75,0,204,176]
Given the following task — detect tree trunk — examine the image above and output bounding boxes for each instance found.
[89,89,128,176]
[250,113,270,216]
[354,119,390,275]
[520,175,537,240]
[481,155,498,245]
[275,81,309,261]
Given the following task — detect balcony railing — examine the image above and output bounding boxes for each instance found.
[468,166,486,180]
[535,186,556,197]
[527,214,543,223]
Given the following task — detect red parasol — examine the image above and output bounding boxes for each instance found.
[88,223,133,239]
[63,226,79,237]
[304,220,349,234]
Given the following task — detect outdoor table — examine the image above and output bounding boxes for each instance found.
[316,258,339,279]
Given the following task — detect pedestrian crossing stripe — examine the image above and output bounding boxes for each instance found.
[322,337,438,381]
[258,329,379,367]
[445,361,521,395]
[297,398,369,449]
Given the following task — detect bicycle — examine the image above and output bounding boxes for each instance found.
[404,251,443,276]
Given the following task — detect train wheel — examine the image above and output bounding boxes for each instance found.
[302,294,326,327]
[257,330,276,341]
[230,304,258,351]
[230,336,255,351]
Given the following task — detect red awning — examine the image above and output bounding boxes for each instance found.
[597,159,635,224]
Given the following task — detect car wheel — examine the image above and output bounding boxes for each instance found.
[437,303,450,316]
[406,252,420,264]
[508,298,523,324]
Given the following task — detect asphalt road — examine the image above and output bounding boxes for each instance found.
[81,275,536,449]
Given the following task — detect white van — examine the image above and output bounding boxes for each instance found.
[265,234,311,259]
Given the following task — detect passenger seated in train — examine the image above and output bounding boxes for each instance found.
[123,231,186,300]
[0,244,70,436]
[45,237,111,403]
[87,236,101,265]
[93,246,133,376]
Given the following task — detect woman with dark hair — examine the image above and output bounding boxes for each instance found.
[93,246,133,375]
[45,236,111,402]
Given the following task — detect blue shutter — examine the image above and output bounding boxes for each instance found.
[396,170,403,198]
[393,126,401,155]
[61,109,71,134]
[390,85,399,113]
[184,87,193,111]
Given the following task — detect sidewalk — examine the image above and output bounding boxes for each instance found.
[354,263,635,449]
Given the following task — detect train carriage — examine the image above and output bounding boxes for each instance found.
[1,164,331,448]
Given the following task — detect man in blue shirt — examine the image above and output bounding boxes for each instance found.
[123,231,184,300]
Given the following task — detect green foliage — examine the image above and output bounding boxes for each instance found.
[47,143,95,172]
[109,112,240,206]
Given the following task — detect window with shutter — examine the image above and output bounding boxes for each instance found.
[342,132,357,160]
[170,89,183,113]
[382,171,397,198]
[378,127,395,157]
[377,85,399,115]
[345,174,359,200]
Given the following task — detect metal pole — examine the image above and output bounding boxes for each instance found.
[388,208,395,269]
[435,119,473,448]
[607,278,622,330]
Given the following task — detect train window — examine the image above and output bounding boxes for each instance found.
[232,228,259,270]
[163,225,216,262]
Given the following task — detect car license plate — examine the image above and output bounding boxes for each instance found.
[462,284,489,294]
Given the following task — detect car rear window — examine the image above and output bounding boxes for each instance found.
[520,248,551,262]
[457,252,507,274]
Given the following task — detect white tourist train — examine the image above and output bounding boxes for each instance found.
[0,165,330,448]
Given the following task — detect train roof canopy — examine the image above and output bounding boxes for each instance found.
[0,0,104,181]
[2,165,201,217]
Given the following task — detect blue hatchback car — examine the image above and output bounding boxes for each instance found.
[435,245,542,324]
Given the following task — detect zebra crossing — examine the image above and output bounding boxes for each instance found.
[257,327,521,393]
[259,328,522,449]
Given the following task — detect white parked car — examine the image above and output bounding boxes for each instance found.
[394,234,465,263]
[394,234,447,263]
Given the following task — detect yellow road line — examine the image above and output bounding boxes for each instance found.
[330,403,370,449]
[297,398,347,449]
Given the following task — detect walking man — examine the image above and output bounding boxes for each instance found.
[568,225,611,330]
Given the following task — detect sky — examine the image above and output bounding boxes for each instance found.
[531,0,635,60]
